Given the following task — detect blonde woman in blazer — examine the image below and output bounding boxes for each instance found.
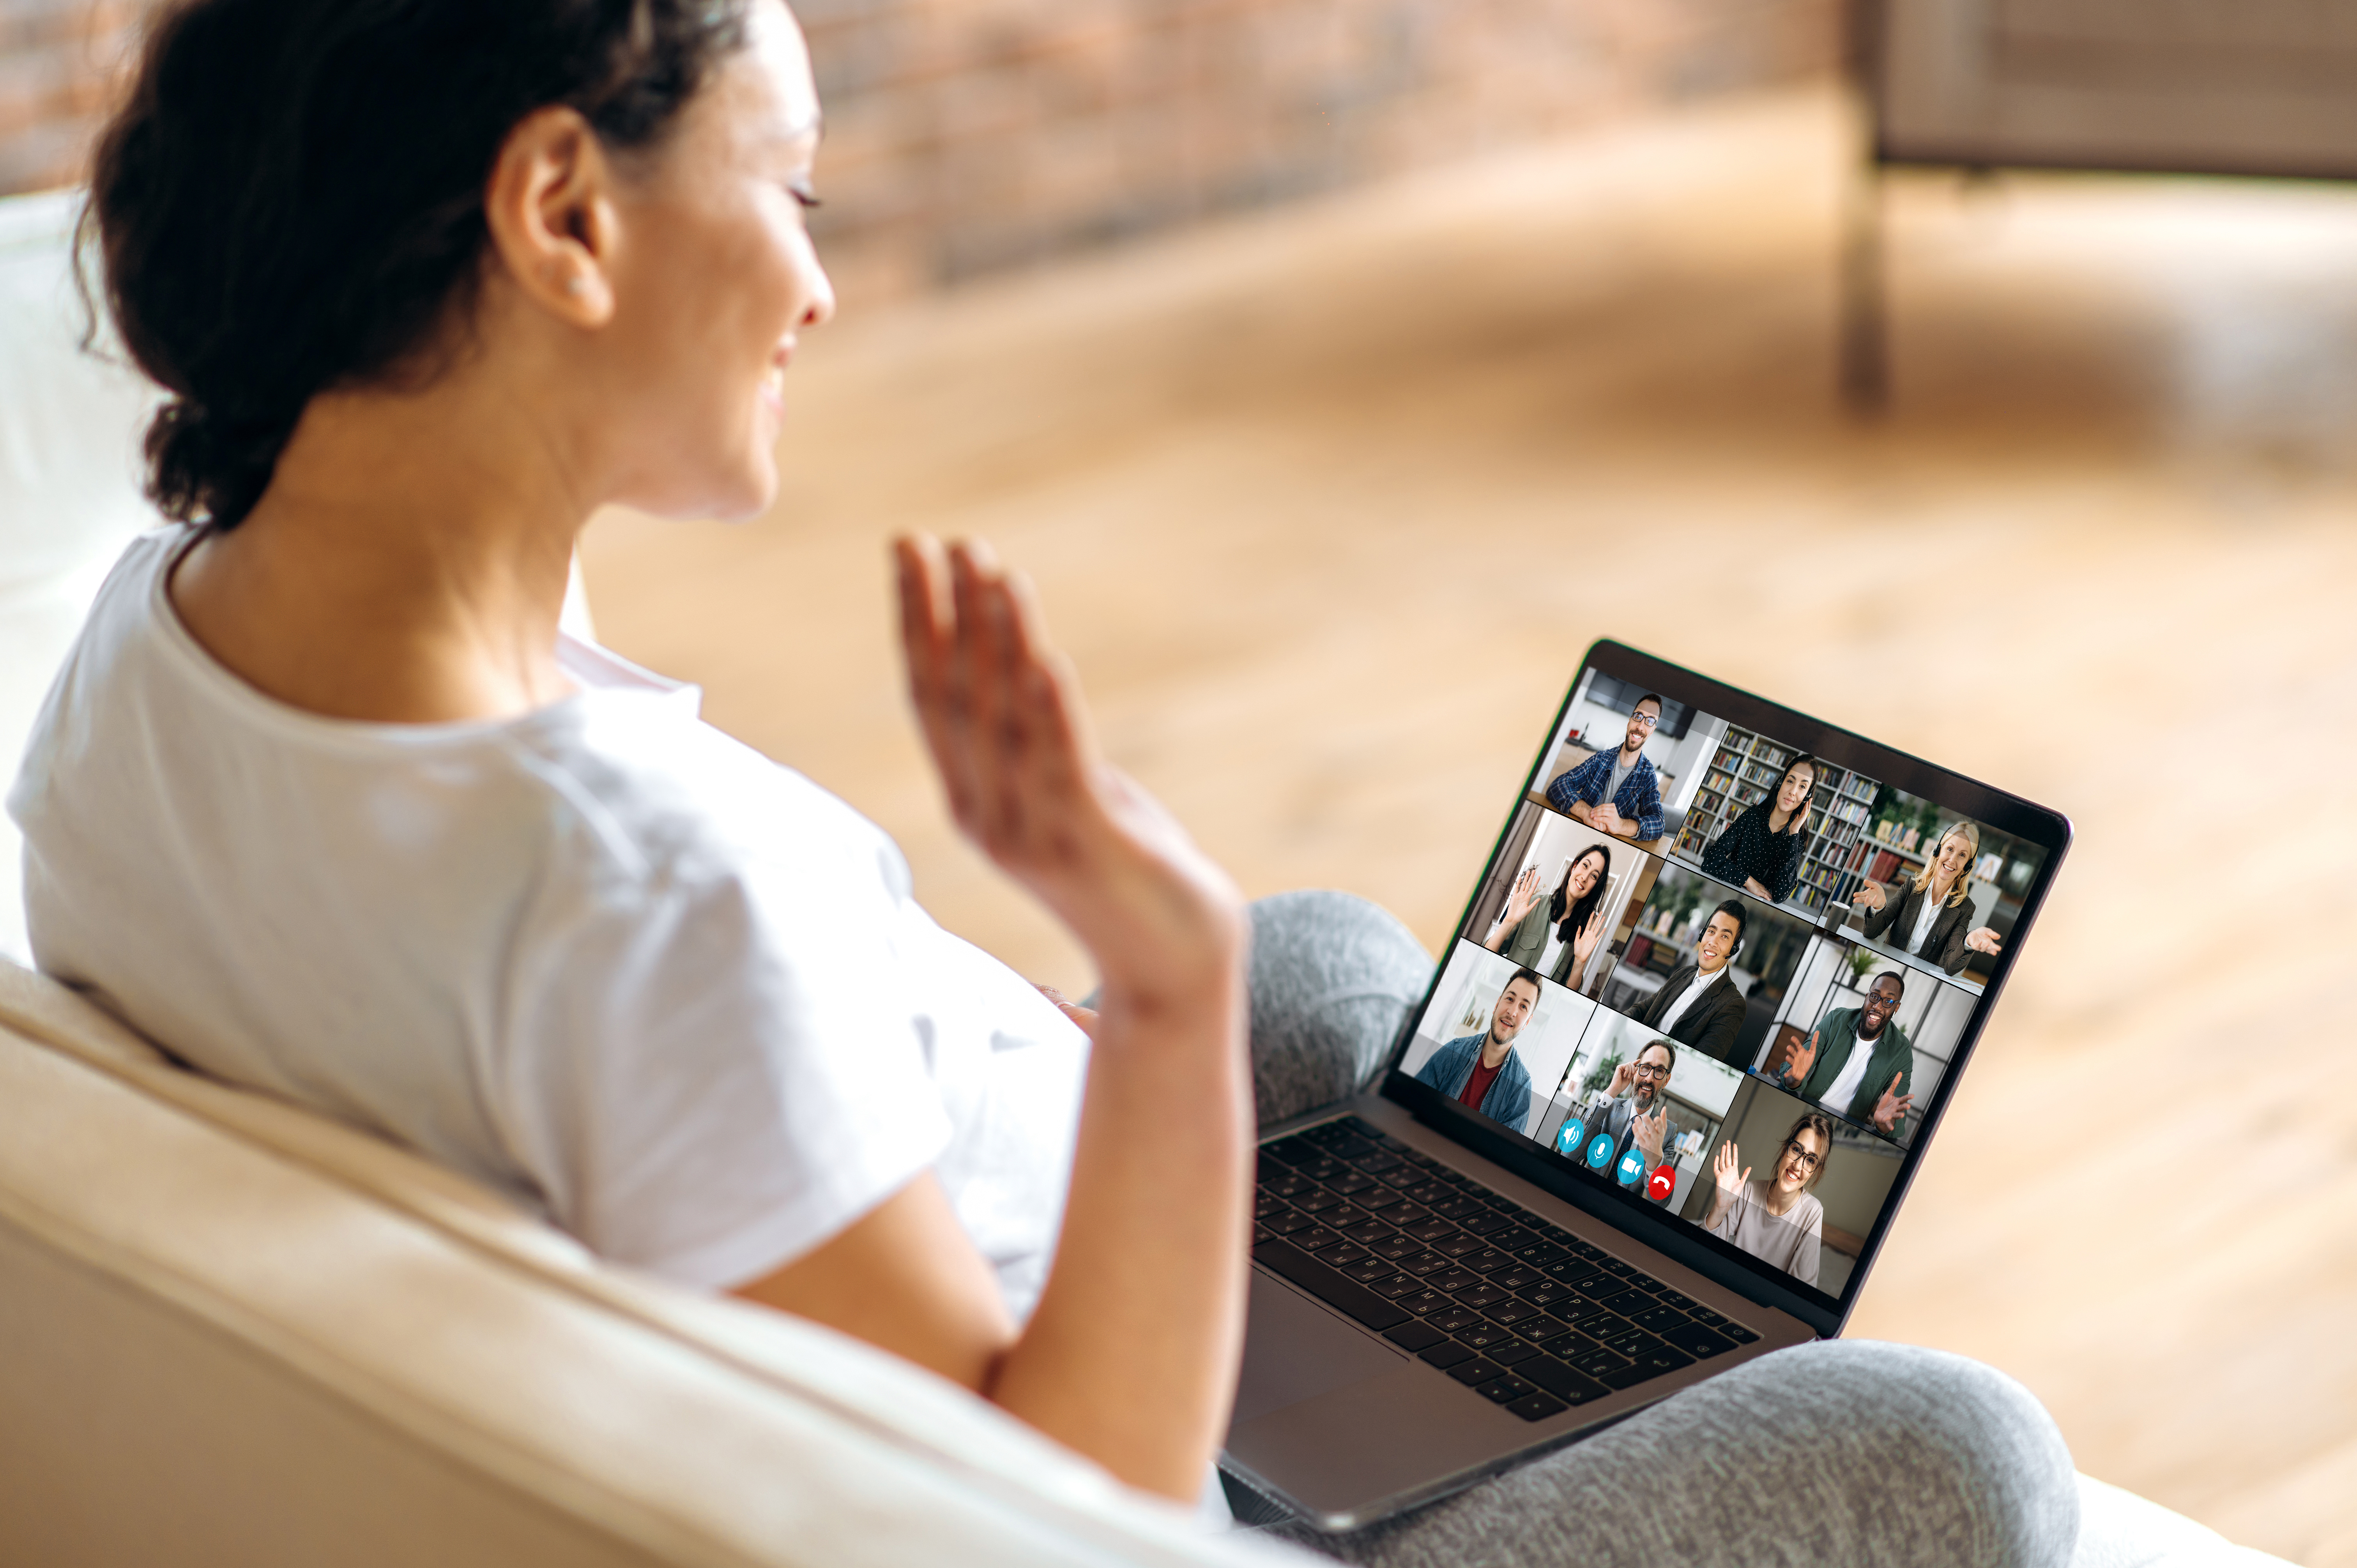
[1851,821,2003,976]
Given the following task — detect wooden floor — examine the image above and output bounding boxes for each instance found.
[582,86,2357,1563]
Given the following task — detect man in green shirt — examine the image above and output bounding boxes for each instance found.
[1773,970,1916,1137]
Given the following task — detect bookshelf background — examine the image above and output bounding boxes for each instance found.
[1668,727,1879,916]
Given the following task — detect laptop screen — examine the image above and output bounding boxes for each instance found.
[1383,641,2067,1324]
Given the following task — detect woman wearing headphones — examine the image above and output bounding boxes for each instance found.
[1850,820,2004,976]
[1699,753,1815,904]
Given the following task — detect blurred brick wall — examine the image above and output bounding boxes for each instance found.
[803,0,1839,297]
[1,0,1836,297]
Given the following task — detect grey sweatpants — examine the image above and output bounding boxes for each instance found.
[1240,891,2080,1568]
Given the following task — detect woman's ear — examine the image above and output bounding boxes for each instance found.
[482,105,620,326]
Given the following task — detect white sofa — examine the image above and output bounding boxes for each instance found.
[0,187,2290,1568]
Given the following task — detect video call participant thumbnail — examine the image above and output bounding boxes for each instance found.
[1700,752,1814,905]
[1626,898,1748,1065]
[1482,843,1611,986]
[1771,970,1915,1137]
[1546,691,1665,842]
[1849,819,2003,977]
[1569,1037,1685,1207]
[1413,967,1544,1130]
[1703,1111,1831,1288]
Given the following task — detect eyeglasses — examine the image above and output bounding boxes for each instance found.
[1864,992,1902,1009]
[1781,1139,1823,1172]
[1632,1061,1671,1081]
[1629,711,1660,728]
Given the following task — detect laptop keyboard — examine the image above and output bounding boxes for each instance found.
[1254,1116,1759,1421]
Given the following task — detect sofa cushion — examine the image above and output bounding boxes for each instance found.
[0,959,1305,1567]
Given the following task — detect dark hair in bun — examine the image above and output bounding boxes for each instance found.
[83,0,751,530]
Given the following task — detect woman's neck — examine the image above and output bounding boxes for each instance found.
[1758,1180,1802,1217]
[169,373,590,725]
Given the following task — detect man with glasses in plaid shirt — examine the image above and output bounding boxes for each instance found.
[1549,692,1667,842]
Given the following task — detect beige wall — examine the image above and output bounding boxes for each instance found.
[2,0,1837,298]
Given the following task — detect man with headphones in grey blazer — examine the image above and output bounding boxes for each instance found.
[1629,898,1751,1066]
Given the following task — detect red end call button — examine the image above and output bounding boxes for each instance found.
[1645,1163,1676,1202]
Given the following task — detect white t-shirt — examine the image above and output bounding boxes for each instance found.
[8,530,1089,1313]
[1819,1026,1880,1115]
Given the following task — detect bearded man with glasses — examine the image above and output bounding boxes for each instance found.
[1580,1036,1687,1207]
[1547,692,1667,843]
[1773,969,1917,1138]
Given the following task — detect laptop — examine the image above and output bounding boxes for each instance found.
[1219,639,2071,1529]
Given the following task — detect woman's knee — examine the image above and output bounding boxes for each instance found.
[1246,891,1433,1126]
[1718,1340,2080,1568]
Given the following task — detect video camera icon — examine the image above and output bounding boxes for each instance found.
[1614,1148,1647,1187]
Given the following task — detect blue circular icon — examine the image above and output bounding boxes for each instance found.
[1554,1118,1587,1157]
[1616,1149,1647,1187]
[1585,1133,1615,1170]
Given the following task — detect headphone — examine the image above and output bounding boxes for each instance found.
[1708,898,1748,963]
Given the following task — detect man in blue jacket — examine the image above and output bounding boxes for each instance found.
[1413,967,1544,1131]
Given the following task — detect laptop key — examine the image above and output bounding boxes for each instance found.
[1631,1305,1689,1333]
[1254,1223,1274,1244]
[1384,1320,1448,1353]
[1328,1172,1381,1197]
[1418,1340,1474,1370]
[1567,1345,1630,1378]
[1342,1257,1399,1285]
[1629,1343,1697,1375]
[1370,1233,1425,1262]
[1721,1322,1760,1344]
[1404,1219,1459,1243]
[1455,1283,1510,1310]
[1599,1359,1676,1391]
[1661,1322,1737,1358]
[1487,1340,1542,1368]
[1505,1392,1570,1421]
[1521,1357,1609,1406]
[1291,1226,1340,1253]
[1401,1181,1452,1206]
[1446,1358,1506,1387]
[1485,1299,1538,1326]
[1402,1253,1455,1276]
[1252,1239,1411,1332]
[1313,1242,1371,1268]
[1428,1306,1484,1334]
[1471,1375,1536,1404]
[1603,1328,1657,1358]
[1339,1218,1393,1245]
[1427,1268,1480,1294]
[1436,1234,1485,1259]
[1456,1322,1517,1352]
[1594,1288,1651,1316]
[1515,1241,1569,1267]
[1517,1315,1574,1345]
[1494,1266,1544,1291]
[1461,1212,1517,1237]
[1462,1249,1515,1274]
[1373,1275,1431,1301]
[1262,1210,1315,1237]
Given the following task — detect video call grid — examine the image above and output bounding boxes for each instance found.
[1398,669,2042,1294]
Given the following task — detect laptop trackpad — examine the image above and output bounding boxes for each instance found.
[1230,1269,1407,1428]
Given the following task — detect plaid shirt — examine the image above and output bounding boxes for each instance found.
[1545,748,1664,840]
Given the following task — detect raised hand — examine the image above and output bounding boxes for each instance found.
[1572,907,1606,970]
[1503,865,1542,924]
[896,536,1245,1016]
[1851,880,1888,912]
[1781,1029,1819,1086]
[1712,1140,1749,1207]
[1964,926,2003,956]
[1871,1071,1915,1134]
[1632,1104,1669,1163]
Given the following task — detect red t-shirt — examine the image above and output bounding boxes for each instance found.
[1459,1055,1504,1111]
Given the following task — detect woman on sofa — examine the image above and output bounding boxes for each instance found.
[11,0,2078,1560]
